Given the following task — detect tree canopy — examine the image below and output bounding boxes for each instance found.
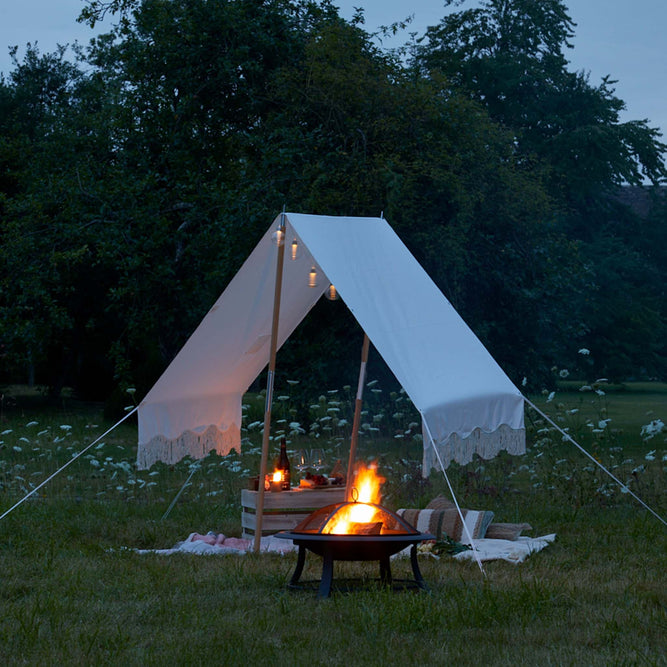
[1,0,665,405]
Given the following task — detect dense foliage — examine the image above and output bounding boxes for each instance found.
[1,0,665,406]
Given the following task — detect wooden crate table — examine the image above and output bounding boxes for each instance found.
[241,486,346,539]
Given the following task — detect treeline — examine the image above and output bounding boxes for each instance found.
[1,0,666,408]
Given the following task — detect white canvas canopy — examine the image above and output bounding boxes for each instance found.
[137,213,525,472]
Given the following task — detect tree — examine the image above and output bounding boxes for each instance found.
[414,0,667,200]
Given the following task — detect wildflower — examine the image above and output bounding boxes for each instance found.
[640,419,664,440]
[19,437,30,443]
[1,429,12,435]
[522,377,527,387]
[546,391,555,403]
[327,390,338,394]
[37,429,48,436]
[13,446,22,452]
[276,395,290,401]
[337,419,348,427]
[286,380,299,385]
[578,348,590,355]
[26,421,38,427]
[559,369,569,378]
[644,450,656,461]
[567,409,579,415]
[60,425,72,431]
[126,388,136,395]
[366,380,378,387]
[596,389,606,396]
[579,385,592,392]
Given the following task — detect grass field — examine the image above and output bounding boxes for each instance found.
[0,383,665,665]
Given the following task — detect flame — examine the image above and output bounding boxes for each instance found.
[272,470,282,482]
[323,462,386,535]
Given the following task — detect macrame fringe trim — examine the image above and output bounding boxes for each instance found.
[137,424,240,469]
[423,424,525,472]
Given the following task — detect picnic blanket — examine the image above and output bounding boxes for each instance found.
[134,531,555,563]
[451,533,556,564]
[134,532,297,556]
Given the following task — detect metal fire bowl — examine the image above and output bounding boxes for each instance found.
[275,530,435,597]
[276,531,434,561]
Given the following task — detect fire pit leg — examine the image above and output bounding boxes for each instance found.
[379,556,392,586]
[289,545,307,586]
[318,552,334,598]
[410,544,428,590]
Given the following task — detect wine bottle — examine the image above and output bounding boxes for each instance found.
[277,437,291,490]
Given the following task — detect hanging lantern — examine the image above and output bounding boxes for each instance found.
[308,267,318,288]
[326,284,339,301]
[271,226,285,247]
[290,238,301,261]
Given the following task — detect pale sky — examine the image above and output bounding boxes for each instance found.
[1,0,665,140]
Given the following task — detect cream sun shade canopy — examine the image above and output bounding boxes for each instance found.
[137,213,525,471]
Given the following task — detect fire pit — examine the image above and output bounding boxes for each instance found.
[275,500,434,598]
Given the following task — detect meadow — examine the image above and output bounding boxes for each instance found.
[0,380,665,665]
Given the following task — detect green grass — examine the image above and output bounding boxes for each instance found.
[0,383,665,665]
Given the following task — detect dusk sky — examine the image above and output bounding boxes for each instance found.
[1,0,665,140]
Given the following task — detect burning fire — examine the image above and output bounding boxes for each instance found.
[272,470,282,483]
[323,462,386,535]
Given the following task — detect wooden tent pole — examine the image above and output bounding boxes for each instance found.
[346,333,370,500]
[253,216,287,553]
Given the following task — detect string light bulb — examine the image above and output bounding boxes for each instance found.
[271,226,285,247]
[290,238,300,260]
[326,284,339,301]
[308,267,318,288]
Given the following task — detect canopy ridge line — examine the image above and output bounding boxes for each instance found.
[525,398,667,528]
[0,406,139,523]
[254,213,287,553]
[421,416,486,576]
[345,333,371,499]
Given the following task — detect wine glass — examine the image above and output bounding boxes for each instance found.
[295,449,310,476]
[310,448,326,474]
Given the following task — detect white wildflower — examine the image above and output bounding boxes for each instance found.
[559,369,569,378]
[13,446,22,452]
[640,419,664,440]
[546,391,555,403]
[126,387,136,395]
[522,376,527,387]
[644,450,656,461]
[579,385,592,392]
[578,348,590,355]
[596,389,606,396]
[60,425,72,431]
[2,429,13,435]
[26,421,38,427]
